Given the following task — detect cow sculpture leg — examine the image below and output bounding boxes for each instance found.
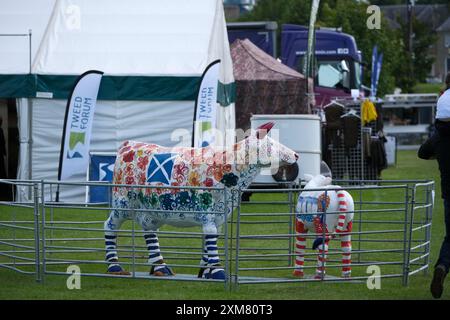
[315,238,330,279]
[293,219,308,277]
[339,221,353,278]
[313,217,331,279]
[142,230,174,276]
[336,191,353,278]
[135,214,174,276]
[104,210,174,276]
[104,210,130,275]
[198,246,209,278]
[197,225,225,280]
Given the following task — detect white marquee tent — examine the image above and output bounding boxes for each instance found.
[0,0,235,202]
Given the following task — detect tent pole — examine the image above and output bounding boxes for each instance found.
[27,98,33,198]
[27,30,33,199]
[28,29,33,199]
[28,29,32,74]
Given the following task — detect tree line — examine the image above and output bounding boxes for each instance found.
[237,0,446,95]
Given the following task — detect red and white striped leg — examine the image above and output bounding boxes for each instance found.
[293,219,307,277]
[315,238,329,279]
[341,221,353,278]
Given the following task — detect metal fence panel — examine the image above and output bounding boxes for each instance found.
[0,178,435,290]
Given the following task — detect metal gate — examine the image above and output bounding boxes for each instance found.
[0,179,434,289]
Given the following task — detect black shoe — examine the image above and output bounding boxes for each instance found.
[431,265,447,299]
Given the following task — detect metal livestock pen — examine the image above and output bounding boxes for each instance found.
[0,179,434,290]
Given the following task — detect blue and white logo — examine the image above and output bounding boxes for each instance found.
[99,162,114,181]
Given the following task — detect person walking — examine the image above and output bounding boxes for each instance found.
[420,72,450,298]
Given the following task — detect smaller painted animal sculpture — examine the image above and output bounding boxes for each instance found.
[104,122,299,280]
[293,174,354,279]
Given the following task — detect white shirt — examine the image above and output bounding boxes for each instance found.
[436,89,450,120]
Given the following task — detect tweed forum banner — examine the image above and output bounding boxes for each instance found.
[58,70,103,183]
[192,60,221,148]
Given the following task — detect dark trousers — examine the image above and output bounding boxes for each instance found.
[436,199,450,273]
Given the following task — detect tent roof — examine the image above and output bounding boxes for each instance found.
[0,0,55,74]
[0,0,235,103]
[33,0,225,76]
[230,38,305,81]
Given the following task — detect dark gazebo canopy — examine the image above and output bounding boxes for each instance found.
[230,38,313,131]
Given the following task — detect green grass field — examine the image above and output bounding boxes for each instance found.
[413,83,443,94]
[0,150,447,300]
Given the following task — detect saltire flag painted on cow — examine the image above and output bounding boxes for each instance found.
[192,59,221,148]
[57,70,103,184]
[147,153,176,185]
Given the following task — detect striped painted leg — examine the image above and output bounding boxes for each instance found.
[293,219,307,277]
[336,192,352,278]
[201,234,225,280]
[104,213,130,275]
[197,247,209,278]
[315,239,330,280]
[145,232,175,276]
[340,221,353,278]
[105,234,130,275]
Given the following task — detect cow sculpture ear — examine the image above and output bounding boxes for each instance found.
[256,122,275,139]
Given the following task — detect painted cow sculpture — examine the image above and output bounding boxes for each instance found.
[104,122,299,279]
[293,174,354,279]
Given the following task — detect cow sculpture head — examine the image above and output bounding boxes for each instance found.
[236,122,299,168]
[303,174,332,189]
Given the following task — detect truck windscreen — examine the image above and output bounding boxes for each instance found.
[316,60,350,89]
[297,57,361,91]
